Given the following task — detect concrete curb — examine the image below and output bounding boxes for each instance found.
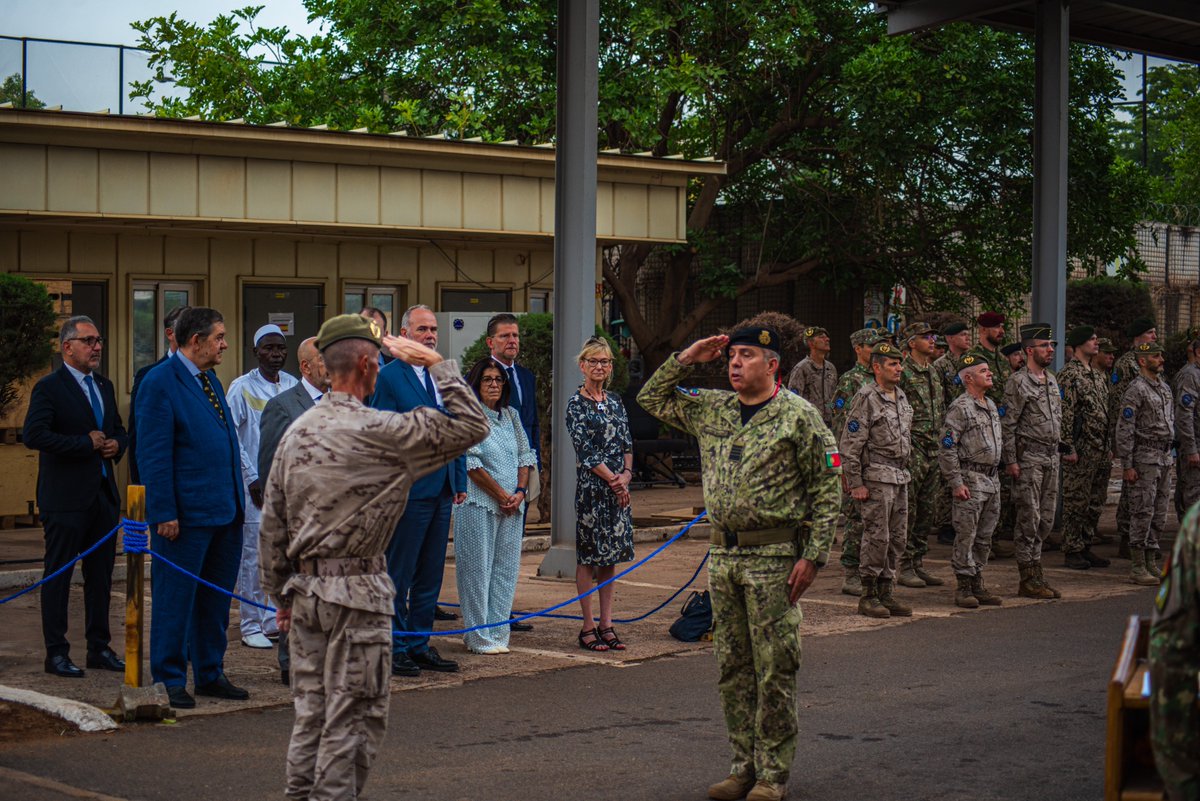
[0,683,119,733]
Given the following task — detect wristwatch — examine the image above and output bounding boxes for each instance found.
[514,487,527,495]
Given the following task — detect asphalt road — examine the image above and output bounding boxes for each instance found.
[0,589,1153,801]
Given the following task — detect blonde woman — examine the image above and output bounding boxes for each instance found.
[565,337,634,651]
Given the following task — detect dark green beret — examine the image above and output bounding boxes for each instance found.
[725,326,780,354]
[1066,325,1095,348]
[871,341,903,360]
[316,313,383,352]
[1001,342,1024,357]
[1019,322,1054,343]
[957,352,990,372]
[1133,341,1164,355]
[942,321,968,337]
[1126,317,1156,339]
[803,326,828,339]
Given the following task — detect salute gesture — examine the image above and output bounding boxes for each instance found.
[678,334,729,366]
[383,333,443,366]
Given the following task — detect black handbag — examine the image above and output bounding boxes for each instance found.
[668,590,713,642]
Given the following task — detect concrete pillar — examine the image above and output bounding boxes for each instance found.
[1033,0,1069,368]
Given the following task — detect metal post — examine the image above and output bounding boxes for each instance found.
[1032,0,1069,370]
[1141,53,1148,168]
[124,485,146,687]
[20,39,27,109]
[538,0,599,579]
[118,46,125,115]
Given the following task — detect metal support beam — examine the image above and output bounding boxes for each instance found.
[1032,0,1069,369]
[1099,0,1200,26]
[884,0,1028,35]
[539,0,599,580]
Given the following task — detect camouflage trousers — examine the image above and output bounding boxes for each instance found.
[1013,458,1059,564]
[950,483,999,577]
[709,547,803,786]
[1117,480,1132,543]
[1061,448,1109,554]
[839,494,862,570]
[1150,657,1200,801]
[995,474,1016,541]
[287,593,392,801]
[1128,462,1171,553]
[904,443,941,560]
[1177,456,1200,513]
[858,480,908,580]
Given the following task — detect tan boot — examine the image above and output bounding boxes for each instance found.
[1018,563,1055,599]
[858,576,890,619]
[1034,563,1061,599]
[970,573,1003,606]
[913,558,945,586]
[708,772,755,801]
[746,781,787,801]
[897,559,927,588]
[840,570,863,597]
[877,578,913,617]
[954,575,979,609]
[1147,549,1163,577]
[1129,550,1160,586]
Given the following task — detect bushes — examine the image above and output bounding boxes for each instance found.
[0,274,56,418]
[1065,276,1156,350]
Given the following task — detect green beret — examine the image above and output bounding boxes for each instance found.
[1001,342,1024,357]
[849,328,879,346]
[942,321,968,337]
[316,313,383,352]
[1019,322,1054,343]
[725,326,780,354]
[871,341,902,360]
[803,326,828,339]
[902,321,934,340]
[1097,337,1117,353]
[1066,325,1095,348]
[1125,317,1155,339]
[1133,341,1164,355]
[957,352,989,372]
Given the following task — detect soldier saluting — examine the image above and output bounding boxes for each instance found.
[638,326,841,801]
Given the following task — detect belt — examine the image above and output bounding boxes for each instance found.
[295,555,387,577]
[868,456,907,470]
[1141,439,1172,452]
[962,461,998,477]
[1019,440,1057,456]
[710,526,798,548]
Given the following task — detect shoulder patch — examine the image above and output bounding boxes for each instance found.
[834,396,846,409]
[823,448,841,471]
[1183,393,1194,408]
[847,420,860,433]
[997,405,1006,418]
[1123,407,1134,419]
[942,433,955,449]
[1112,373,1120,385]
[676,386,702,397]
[1059,386,1065,399]
[953,375,962,386]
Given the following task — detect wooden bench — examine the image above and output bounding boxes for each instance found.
[1105,615,1164,801]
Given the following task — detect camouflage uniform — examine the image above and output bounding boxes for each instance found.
[787,356,838,431]
[939,391,1002,577]
[832,363,873,571]
[260,360,488,801]
[841,382,913,580]
[1001,368,1063,565]
[932,350,968,537]
[1058,358,1111,555]
[1116,374,1175,556]
[1149,505,1200,801]
[900,356,945,565]
[1110,350,1141,546]
[970,343,1015,544]
[1174,362,1200,511]
[638,354,841,788]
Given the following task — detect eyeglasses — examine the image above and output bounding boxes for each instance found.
[480,376,505,385]
[67,336,104,347]
[584,358,613,367]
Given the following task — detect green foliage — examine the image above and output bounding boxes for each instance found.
[0,274,56,417]
[1112,62,1200,208]
[1065,276,1156,352]
[0,73,45,109]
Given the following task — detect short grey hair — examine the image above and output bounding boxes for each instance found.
[322,338,376,378]
[59,316,96,347]
[400,304,434,331]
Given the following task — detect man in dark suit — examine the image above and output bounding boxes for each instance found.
[257,335,327,685]
[486,312,540,632]
[23,316,128,678]
[128,304,189,485]
[135,307,247,710]
[372,304,467,676]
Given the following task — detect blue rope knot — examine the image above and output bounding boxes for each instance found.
[121,518,150,552]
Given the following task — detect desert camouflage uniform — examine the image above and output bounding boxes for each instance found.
[901,357,945,561]
[932,351,968,534]
[833,364,873,570]
[841,382,913,580]
[939,393,1002,576]
[1110,350,1141,544]
[1150,504,1200,801]
[970,343,1016,542]
[1116,374,1175,554]
[638,355,841,787]
[788,356,838,431]
[260,360,488,801]
[1001,368,1063,564]
[1174,362,1200,511]
[1058,359,1111,554]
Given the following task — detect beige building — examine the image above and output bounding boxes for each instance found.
[0,108,721,513]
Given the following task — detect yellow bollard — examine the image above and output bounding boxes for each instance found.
[124,486,146,688]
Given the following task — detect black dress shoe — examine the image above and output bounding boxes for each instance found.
[194,674,250,700]
[166,685,195,709]
[281,669,290,686]
[391,652,421,677]
[509,615,534,632]
[86,647,126,672]
[44,654,84,678]
[411,646,458,673]
[434,606,459,621]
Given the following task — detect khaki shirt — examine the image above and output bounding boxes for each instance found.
[1173,362,1200,458]
[1116,374,1175,469]
[259,360,489,614]
[787,356,838,430]
[1001,368,1063,466]
[939,393,1002,494]
[840,382,913,488]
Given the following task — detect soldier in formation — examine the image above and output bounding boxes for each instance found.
[1110,318,1158,559]
[787,325,838,431]
[1174,331,1200,512]
[898,322,946,588]
[970,313,1018,559]
[638,325,841,801]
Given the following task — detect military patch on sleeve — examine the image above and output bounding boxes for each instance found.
[1184,393,1194,408]
[1060,387,1065,399]
[834,396,845,409]
[953,375,961,386]
[1112,373,1120,385]
[823,448,841,470]
[942,433,955,449]
[1123,407,1134,419]
[847,420,860,433]
[997,406,1006,418]
[676,386,702,397]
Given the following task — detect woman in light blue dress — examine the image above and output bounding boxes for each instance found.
[456,358,536,654]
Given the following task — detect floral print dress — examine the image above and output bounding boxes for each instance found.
[566,388,635,566]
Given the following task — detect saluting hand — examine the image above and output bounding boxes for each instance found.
[383,334,443,367]
[677,335,729,366]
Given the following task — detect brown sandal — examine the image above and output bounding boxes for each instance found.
[598,627,626,651]
[578,628,609,651]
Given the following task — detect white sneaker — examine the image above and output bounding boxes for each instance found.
[470,646,502,655]
[241,632,273,649]
[496,646,510,654]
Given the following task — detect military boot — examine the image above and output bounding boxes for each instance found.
[877,578,913,617]
[990,539,1016,559]
[897,559,926,588]
[1116,537,1131,560]
[1063,550,1090,570]
[970,573,1003,606]
[840,569,863,597]
[858,576,890,619]
[1129,550,1160,586]
[1147,548,1163,576]
[1034,563,1061,598]
[1082,547,1110,568]
[746,781,787,801]
[954,575,979,609]
[708,772,755,801]
[913,558,945,586]
[1018,562,1055,599]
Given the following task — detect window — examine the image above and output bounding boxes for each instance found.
[441,288,511,313]
[344,285,404,334]
[132,281,196,376]
[528,289,552,314]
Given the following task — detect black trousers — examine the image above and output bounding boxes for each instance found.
[40,484,119,658]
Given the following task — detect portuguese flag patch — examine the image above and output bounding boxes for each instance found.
[824,448,841,470]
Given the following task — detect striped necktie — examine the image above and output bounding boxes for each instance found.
[197,373,226,422]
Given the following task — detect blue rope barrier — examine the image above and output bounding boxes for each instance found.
[0,523,122,605]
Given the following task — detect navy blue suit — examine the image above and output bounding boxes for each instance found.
[135,354,244,688]
[23,366,127,659]
[127,353,169,486]
[371,359,466,656]
[498,359,541,468]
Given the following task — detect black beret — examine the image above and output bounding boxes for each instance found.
[725,326,781,354]
[1066,326,1095,348]
[1000,342,1023,357]
[942,321,968,337]
[1125,317,1156,339]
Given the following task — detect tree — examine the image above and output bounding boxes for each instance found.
[1113,62,1200,211]
[0,73,45,109]
[1064,275,1155,353]
[0,274,56,418]
[131,2,1150,370]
